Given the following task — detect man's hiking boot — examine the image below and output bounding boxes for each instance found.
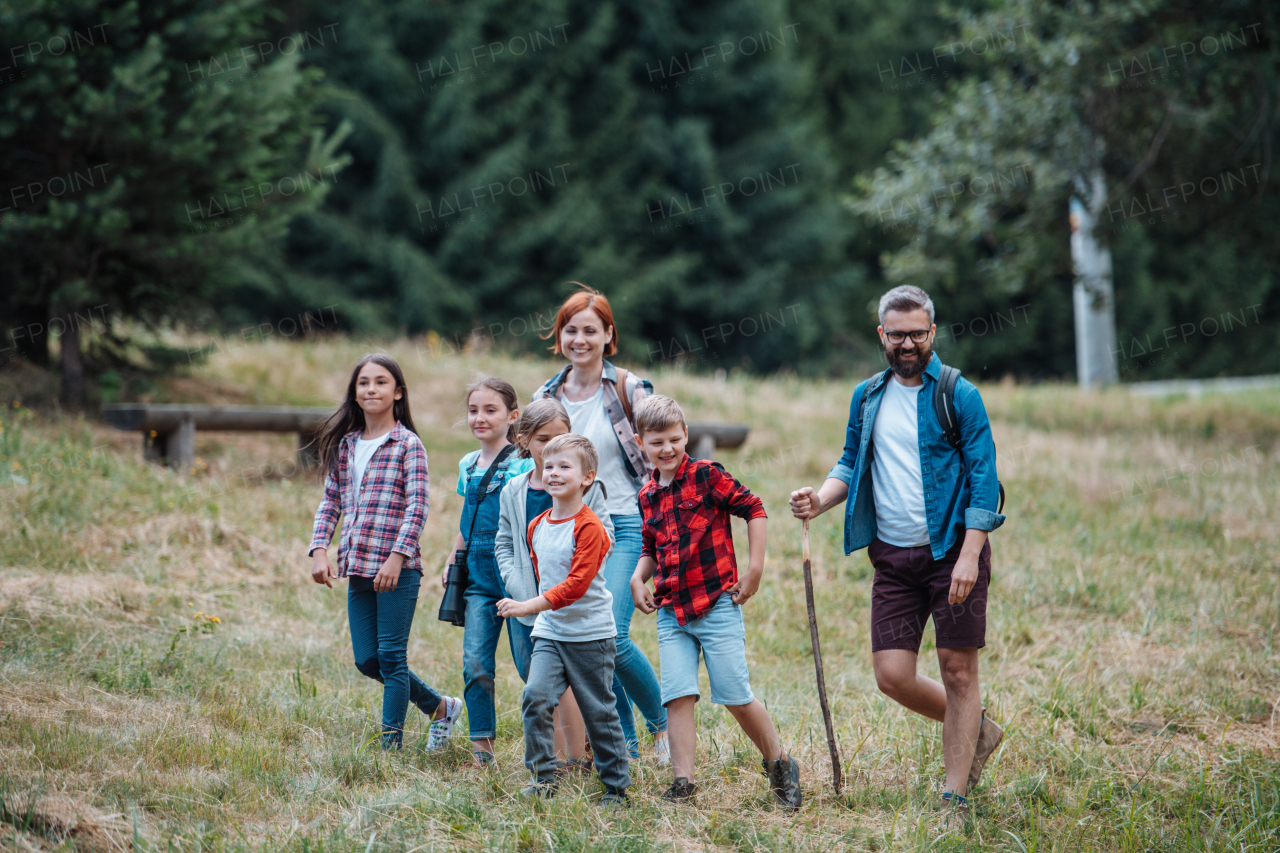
[935,792,969,833]
[661,777,697,802]
[762,753,802,810]
[967,709,1004,791]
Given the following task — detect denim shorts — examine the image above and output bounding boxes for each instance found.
[656,594,754,706]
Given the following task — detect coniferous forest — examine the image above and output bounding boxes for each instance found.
[2,0,1277,398]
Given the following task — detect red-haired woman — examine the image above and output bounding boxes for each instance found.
[532,285,670,764]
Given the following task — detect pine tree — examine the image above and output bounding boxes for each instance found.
[264,0,865,372]
[0,0,340,404]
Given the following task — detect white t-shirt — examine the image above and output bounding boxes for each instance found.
[563,386,638,517]
[870,376,930,548]
[352,432,392,495]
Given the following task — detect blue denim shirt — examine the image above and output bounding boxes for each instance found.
[827,353,1005,559]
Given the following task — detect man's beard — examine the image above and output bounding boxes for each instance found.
[885,341,931,380]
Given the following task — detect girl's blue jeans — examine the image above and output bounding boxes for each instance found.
[462,547,535,739]
[606,514,668,752]
[348,569,443,748]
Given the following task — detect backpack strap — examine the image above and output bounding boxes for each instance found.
[934,364,963,452]
[615,366,634,425]
[933,364,1005,514]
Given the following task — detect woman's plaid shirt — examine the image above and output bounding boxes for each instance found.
[638,455,766,626]
[308,422,429,578]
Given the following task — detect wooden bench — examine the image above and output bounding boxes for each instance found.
[686,423,749,460]
[102,404,331,473]
[101,404,750,473]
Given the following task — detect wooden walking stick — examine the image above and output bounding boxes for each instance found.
[802,518,843,794]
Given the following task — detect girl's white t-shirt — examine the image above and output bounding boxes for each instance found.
[352,432,392,495]
[562,386,639,517]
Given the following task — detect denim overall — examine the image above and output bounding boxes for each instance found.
[460,454,534,740]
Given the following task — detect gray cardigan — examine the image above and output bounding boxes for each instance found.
[495,469,615,626]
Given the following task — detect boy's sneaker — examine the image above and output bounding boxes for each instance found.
[762,753,802,810]
[425,696,462,752]
[967,710,1004,791]
[661,777,697,802]
[653,735,671,768]
[472,749,495,767]
[598,789,630,811]
[519,781,558,799]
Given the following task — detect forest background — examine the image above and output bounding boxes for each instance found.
[2,0,1277,402]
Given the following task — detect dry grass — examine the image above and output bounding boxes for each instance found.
[1,339,1278,852]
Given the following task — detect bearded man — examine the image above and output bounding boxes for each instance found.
[789,285,1006,832]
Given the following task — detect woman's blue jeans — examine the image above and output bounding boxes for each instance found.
[348,570,443,748]
[606,514,668,751]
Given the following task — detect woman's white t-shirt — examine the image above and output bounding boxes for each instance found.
[352,432,392,495]
[562,386,639,517]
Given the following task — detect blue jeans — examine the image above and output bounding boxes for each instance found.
[348,570,443,748]
[606,514,667,751]
[459,458,526,741]
[462,549,535,740]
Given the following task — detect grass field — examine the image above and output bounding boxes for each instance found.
[1,338,1278,852]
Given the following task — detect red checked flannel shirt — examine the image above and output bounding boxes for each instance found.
[639,454,767,625]
[308,422,429,578]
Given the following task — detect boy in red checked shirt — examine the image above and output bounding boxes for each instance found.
[629,395,802,810]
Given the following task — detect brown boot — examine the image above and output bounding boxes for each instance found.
[967,709,1004,791]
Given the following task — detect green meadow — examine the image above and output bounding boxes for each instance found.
[1,339,1277,852]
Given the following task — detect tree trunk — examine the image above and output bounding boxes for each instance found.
[59,313,84,409]
[1069,165,1119,389]
[6,303,52,367]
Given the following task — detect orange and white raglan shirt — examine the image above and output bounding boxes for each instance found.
[526,505,615,642]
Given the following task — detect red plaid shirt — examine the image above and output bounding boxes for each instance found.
[639,455,766,625]
[308,422,429,578]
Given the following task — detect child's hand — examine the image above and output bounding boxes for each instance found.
[727,574,761,606]
[441,562,450,588]
[631,576,656,614]
[496,598,531,619]
[373,553,405,593]
[311,550,335,588]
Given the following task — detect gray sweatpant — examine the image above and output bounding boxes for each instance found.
[521,637,630,793]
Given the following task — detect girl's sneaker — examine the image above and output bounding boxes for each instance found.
[653,734,671,768]
[425,696,463,752]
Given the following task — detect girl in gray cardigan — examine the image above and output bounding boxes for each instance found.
[496,398,614,770]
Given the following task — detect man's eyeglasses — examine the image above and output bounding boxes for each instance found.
[883,329,932,345]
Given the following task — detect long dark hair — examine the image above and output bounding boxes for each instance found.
[466,375,520,444]
[317,354,417,474]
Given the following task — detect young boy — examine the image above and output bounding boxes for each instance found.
[628,395,802,809]
[496,433,630,809]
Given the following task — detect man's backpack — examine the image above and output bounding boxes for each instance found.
[859,365,1005,514]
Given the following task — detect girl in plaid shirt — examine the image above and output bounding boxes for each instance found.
[309,354,462,750]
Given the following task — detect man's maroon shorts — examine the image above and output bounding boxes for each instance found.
[867,536,991,652]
